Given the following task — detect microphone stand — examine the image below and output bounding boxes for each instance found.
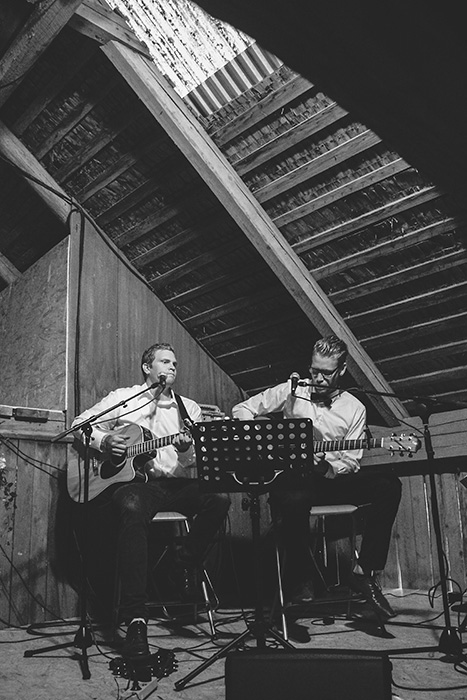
[414,401,462,656]
[344,385,463,656]
[23,378,167,678]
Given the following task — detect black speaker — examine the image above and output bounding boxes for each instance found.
[225,648,392,700]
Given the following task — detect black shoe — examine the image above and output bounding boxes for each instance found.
[122,620,150,658]
[288,579,315,606]
[349,573,396,619]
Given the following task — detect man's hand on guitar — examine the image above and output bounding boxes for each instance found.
[313,451,330,476]
[173,431,193,453]
[102,432,130,457]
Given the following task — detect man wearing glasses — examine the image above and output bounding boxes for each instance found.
[231,334,401,623]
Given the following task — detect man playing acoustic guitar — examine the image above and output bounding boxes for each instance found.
[232,335,402,628]
[71,342,230,658]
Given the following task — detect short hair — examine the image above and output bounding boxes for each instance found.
[312,335,348,366]
[141,343,175,375]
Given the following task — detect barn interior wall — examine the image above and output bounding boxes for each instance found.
[0,237,75,628]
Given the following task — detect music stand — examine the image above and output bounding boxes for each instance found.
[174,418,314,690]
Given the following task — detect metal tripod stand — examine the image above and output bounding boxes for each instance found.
[174,484,294,690]
[174,418,315,689]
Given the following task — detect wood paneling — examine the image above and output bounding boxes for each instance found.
[0,238,68,410]
[363,414,467,590]
[0,429,76,627]
[67,214,245,417]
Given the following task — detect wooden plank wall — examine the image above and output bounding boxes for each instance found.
[66,214,245,420]
[362,415,467,591]
[0,218,247,628]
[0,238,68,408]
[0,240,78,628]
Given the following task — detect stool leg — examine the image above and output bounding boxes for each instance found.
[274,541,288,641]
[347,512,357,619]
[183,519,219,639]
[308,516,329,591]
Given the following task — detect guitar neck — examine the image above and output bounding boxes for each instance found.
[315,438,381,453]
[127,433,180,458]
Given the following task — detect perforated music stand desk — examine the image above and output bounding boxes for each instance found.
[174,418,314,690]
[195,418,314,492]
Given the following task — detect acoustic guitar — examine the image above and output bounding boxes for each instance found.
[67,423,190,503]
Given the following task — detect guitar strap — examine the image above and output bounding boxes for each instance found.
[173,392,193,431]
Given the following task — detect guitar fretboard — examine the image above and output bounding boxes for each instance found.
[127,433,180,457]
[314,438,380,452]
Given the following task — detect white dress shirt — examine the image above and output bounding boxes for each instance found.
[72,383,202,478]
[231,382,366,478]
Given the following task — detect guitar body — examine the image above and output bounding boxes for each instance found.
[68,423,156,503]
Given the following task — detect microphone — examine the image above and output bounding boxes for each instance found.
[290,372,300,396]
[149,374,167,390]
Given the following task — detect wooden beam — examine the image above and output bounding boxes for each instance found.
[0,0,84,109]
[114,185,206,248]
[273,158,410,228]
[216,338,282,361]
[199,311,301,346]
[104,41,408,424]
[131,226,202,268]
[77,135,182,204]
[378,339,467,368]
[254,130,381,204]
[70,0,151,57]
[347,280,467,328]
[329,250,467,305]
[231,360,291,379]
[0,252,21,286]
[293,187,442,255]
[312,218,461,281]
[164,268,250,306]
[148,240,242,290]
[210,74,313,146]
[0,121,153,297]
[53,103,138,183]
[0,120,72,224]
[391,365,467,392]
[34,73,121,160]
[234,102,348,175]
[95,177,160,226]
[183,288,276,329]
[361,310,467,347]
[11,37,99,136]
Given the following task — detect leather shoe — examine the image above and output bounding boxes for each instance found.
[122,620,150,658]
[288,579,315,605]
[349,573,396,619]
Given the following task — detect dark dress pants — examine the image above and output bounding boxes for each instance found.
[269,471,402,587]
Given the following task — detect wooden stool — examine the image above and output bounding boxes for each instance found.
[274,504,365,640]
[146,511,219,639]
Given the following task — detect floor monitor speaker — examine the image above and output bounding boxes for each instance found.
[225,648,392,700]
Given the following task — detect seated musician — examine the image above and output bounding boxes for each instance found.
[71,342,230,658]
[231,334,401,621]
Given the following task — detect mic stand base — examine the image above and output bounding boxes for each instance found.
[23,619,94,680]
[438,627,463,657]
[174,488,295,691]
[23,426,95,680]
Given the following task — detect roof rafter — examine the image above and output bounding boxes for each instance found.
[0,0,84,109]
[0,251,21,286]
[103,40,408,425]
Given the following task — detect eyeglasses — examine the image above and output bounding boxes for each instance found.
[309,366,341,379]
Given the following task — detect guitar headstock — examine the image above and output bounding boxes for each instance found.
[382,433,422,455]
